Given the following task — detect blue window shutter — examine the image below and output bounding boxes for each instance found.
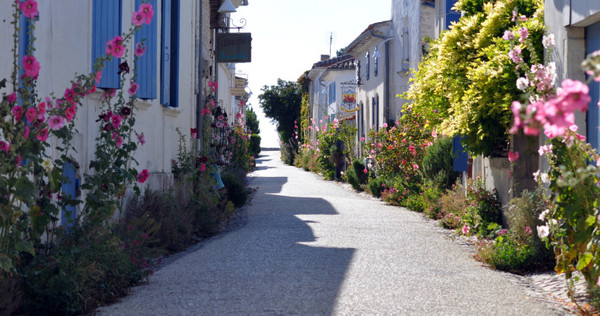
[92,0,122,89]
[374,47,379,77]
[135,0,157,99]
[18,15,31,101]
[586,22,600,150]
[453,136,468,172]
[446,0,460,29]
[161,0,179,107]
[61,162,79,228]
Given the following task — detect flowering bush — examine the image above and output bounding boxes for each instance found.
[315,118,357,180]
[406,0,545,156]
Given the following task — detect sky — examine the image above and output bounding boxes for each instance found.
[234,0,392,148]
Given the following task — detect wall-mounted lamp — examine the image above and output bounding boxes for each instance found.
[218,0,236,14]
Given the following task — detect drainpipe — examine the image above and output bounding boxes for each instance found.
[195,1,203,156]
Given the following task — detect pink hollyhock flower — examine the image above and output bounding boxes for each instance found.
[360,137,365,142]
[131,10,144,26]
[111,132,118,140]
[19,0,38,19]
[508,151,519,162]
[0,141,10,154]
[363,168,368,174]
[382,123,388,128]
[12,106,23,121]
[36,128,49,142]
[412,164,419,170]
[135,43,146,57]
[462,225,470,235]
[107,36,125,58]
[25,107,36,123]
[525,226,533,235]
[23,126,30,138]
[17,155,22,167]
[518,27,529,42]
[208,81,218,91]
[48,115,66,130]
[128,82,139,96]
[105,40,114,55]
[7,92,16,104]
[138,133,145,145]
[65,106,76,122]
[554,79,591,113]
[508,47,523,64]
[137,169,149,183]
[139,3,154,24]
[502,30,514,41]
[116,136,123,148]
[111,114,122,129]
[22,55,40,78]
[95,70,102,84]
[543,34,555,49]
[64,88,75,104]
[200,163,206,172]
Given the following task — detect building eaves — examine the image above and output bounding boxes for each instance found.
[344,20,392,55]
[311,54,354,69]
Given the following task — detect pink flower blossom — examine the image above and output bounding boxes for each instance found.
[0,141,10,154]
[12,106,23,121]
[111,114,122,129]
[48,115,66,130]
[128,82,139,96]
[200,163,206,172]
[95,70,102,84]
[65,106,76,122]
[23,126,30,138]
[525,226,533,235]
[139,3,154,24]
[208,81,218,91]
[508,47,523,64]
[508,151,519,162]
[502,30,514,41]
[412,164,419,170]
[25,107,36,123]
[64,88,75,104]
[7,92,16,104]
[22,55,40,78]
[107,36,125,58]
[137,169,149,183]
[116,136,123,148]
[360,137,365,142]
[36,128,49,142]
[543,34,555,49]
[462,225,470,235]
[518,27,529,42]
[135,43,146,57]
[131,10,144,26]
[19,0,38,19]
[138,133,146,145]
[363,168,368,174]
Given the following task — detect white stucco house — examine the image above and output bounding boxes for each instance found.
[0,0,250,224]
[306,54,356,141]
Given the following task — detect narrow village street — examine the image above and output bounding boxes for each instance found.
[98,150,565,315]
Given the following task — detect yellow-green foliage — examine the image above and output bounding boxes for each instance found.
[406,0,544,156]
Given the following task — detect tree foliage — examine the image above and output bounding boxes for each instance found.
[245,107,260,135]
[258,79,302,147]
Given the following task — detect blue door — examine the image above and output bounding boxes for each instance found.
[586,21,600,150]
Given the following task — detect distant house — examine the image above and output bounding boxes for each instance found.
[306,54,356,141]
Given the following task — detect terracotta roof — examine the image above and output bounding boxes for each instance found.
[312,54,355,69]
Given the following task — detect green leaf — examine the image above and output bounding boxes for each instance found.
[576,253,593,270]
[14,177,36,199]
[585,215,596,228]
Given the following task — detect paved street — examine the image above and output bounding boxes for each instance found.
[98,150,564,315]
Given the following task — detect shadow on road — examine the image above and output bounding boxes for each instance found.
[236,175,354,314]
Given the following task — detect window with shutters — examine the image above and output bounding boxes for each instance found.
[161,0,180,107]
[92,0,122,89]
[586,21,600,150]
[374,46,379,77]
[328,82,336,105]
[134,0,157,99]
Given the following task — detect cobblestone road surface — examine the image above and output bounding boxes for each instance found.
[98,150,568,315]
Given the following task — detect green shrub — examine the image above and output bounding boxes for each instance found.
[463,180,502,237]
[475,233,536,273]
[367,177,388,198]
[438,184,468,229]
[249,134,261,158]
[422,136,460,190]
[221,173,247,208]
[352,160,368,184]
[346,165,362,191]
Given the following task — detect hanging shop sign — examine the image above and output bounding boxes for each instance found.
[340,86,358,113]
[216,33,252,63]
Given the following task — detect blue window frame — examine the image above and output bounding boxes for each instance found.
[92,0,122,89]
[328,82,336,104]
[587,21,600,150]
[365,51,370,81]
[161,0,180,107]
[134,0,157,99]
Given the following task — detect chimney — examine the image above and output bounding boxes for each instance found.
[320,54,330,61]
